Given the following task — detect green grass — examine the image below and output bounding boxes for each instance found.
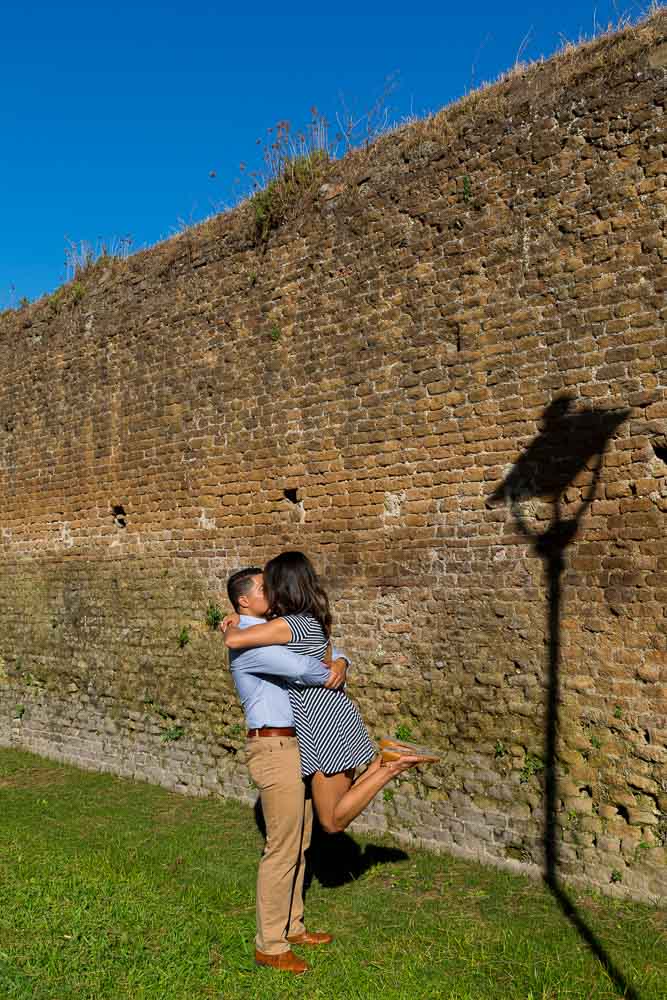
[0,749,664,999]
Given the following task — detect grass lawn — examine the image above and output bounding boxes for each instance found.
[0,748,664,1000]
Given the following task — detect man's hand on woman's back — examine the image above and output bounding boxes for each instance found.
[324,658,347,689]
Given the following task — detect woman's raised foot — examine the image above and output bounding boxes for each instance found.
[379,738,440,763]
[380,750,435,768]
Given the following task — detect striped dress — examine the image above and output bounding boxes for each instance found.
[283,613,375,778]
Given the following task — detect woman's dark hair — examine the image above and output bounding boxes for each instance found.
[264,551,332,637]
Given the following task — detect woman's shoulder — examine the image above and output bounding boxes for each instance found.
[282,612,325,636]
[282,611,316,623]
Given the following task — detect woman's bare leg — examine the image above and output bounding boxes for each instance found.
[311,755,423,834]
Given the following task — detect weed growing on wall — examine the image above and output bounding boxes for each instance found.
[205,603,223,631]
[225,723,245,740]
[519,752,544,784]
[243,82,398,244]
[246,114,333,243]
[161,725,185,743]
[177,626,190,649]
[52,281,84,309]
[64,235,133,281]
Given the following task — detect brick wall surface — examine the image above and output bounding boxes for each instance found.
[1,16,665,900]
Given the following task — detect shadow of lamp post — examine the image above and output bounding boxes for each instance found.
[488,395,635,998]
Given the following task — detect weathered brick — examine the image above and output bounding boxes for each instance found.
[0,17,665,907]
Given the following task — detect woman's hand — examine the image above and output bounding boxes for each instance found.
[219,612,240,633]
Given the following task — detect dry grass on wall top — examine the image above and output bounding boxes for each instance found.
[0,7,665,325]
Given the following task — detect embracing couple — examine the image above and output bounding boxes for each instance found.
[223,550,438,975]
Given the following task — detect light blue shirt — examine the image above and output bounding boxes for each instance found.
[229,615,341,730]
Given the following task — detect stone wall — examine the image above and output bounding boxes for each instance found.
[1,15,665,900]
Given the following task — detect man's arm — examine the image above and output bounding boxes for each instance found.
[230,644,348,686]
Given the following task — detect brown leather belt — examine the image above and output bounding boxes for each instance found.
[247,726,296,738]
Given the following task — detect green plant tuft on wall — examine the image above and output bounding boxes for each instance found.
[205,602,223,630]
[49,288,66,314]
[253,181,279,243]
[161,725,185,743]
[251,149,330,243]
[177,626,191,649]
[226,722,245,741]
[519,752,544,784]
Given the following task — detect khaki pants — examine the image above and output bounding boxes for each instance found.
[246,736,312,955]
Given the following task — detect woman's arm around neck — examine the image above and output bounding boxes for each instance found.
[224,618,293,650]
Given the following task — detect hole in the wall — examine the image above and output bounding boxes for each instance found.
[652,443,667,464]
[112,504,127,528]
[617,804,630,823]
[283,489,299,504]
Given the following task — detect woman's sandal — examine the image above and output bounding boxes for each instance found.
[379,738,441,763]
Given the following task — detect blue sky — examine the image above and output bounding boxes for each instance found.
[1,1,654,306]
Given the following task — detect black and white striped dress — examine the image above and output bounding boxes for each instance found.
[283,613,375,778]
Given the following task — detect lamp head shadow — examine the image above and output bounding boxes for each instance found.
[489,396,630,510]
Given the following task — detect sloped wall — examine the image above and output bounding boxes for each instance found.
[1,15,665,899]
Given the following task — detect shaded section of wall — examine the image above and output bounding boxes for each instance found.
[0,15,666,900]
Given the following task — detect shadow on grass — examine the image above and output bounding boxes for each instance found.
[306,816,409,889]
[253,799,408,889]
[490,395,639,1000]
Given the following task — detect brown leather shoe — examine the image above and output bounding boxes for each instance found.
[287,930,334,946]
[254,948,309,973]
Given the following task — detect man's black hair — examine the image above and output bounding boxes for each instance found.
[227,566,263,613]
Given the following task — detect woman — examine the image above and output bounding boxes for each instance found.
[224,550,438,834]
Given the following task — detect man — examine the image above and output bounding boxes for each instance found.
[225,566,347,975]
